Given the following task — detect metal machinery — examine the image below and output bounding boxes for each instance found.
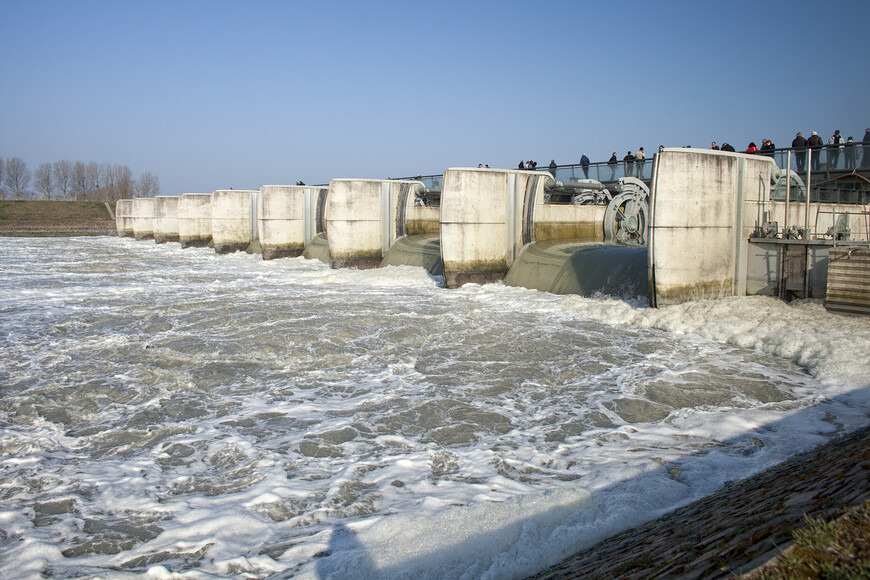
[545,176,650,245]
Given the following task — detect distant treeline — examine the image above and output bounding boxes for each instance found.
[0,157,161,201]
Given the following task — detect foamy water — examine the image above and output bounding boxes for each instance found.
[0,237,868,579]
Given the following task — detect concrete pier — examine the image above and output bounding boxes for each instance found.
[325,179,427,269]
[648,149,776,306]
[131,197,155,241]
[211,189,258,254]
[153,196,180,244]
[258,185,329,260]
[178,193,213,248]
[439,168,553,288]
[115,199,134,237]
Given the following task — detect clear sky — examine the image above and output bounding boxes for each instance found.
[2,0,868,195]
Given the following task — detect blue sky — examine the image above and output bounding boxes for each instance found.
[2,0,868,195]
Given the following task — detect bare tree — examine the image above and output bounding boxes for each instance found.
[53,160,72,200]
[98,162,114,201]
[114,165,134,199]
[136,171,160,198]
[85,162,100,199]
[0,158,5,199]
[4,157,32,200]
[34,163,54,199]
[71,161,88,201]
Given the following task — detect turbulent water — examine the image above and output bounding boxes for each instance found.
[1,237,869,580]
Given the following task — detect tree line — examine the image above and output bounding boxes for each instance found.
[0,157,161,201]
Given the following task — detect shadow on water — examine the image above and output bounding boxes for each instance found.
[315,523,377,580]
[305,385,870,580]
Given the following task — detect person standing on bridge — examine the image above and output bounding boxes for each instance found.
[862,128,870,168]
[635,147,645,178]
[808,131,824,171]
[548,160,557,177]
[518,160,526,169]
[845,136,857,170]
[623,151,635,178]
[608,152,618,181]
[792,132,808,172]
[827,130,844,169]
[580,153,590,179]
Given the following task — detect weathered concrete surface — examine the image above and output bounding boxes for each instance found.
[211,189,258,254]
[131,197,155,241]
[532,204,606,241]
[153,196,179,244]
[530,424,870,579]
[258,185,328,260]
[326,179,424,269]
[440,167,552,288]
[178,193,212,248]
[115,199,134,237]
[649,149,775,306]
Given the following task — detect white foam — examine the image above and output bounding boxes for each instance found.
[1,237,868,579]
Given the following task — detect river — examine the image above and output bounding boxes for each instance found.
[1,236,868,579]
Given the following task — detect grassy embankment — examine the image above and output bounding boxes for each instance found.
[0,200,117,236]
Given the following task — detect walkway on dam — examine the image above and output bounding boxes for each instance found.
[530,424,870,579]
[405,144,870,199]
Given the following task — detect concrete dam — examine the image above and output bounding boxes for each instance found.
[115,148,870,315]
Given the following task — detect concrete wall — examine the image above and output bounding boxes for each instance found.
[439,167,552,288]
[258,185,328,260]
[326,179,424,269]
[532,203,606,242]
[178,193,212,248]
[648,149,775,306]
[131,197,155,241]
[116,199,135,237]
[404,205,440,235]
[153,196,180,244]
[211,189,259,254]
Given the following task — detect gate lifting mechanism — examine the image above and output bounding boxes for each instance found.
[546,177,650,245]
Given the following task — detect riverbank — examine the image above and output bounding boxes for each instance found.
[531,424,870,579]
[0,200,116,236]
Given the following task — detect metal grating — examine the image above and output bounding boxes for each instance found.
[825,248,870,316]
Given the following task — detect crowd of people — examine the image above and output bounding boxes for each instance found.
[518,127,870,180]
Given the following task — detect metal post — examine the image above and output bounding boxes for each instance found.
[804,149,812,297]
[784,151,791,236]
[805,148,812,233]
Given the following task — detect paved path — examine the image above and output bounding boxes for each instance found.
[530,425,870,579]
